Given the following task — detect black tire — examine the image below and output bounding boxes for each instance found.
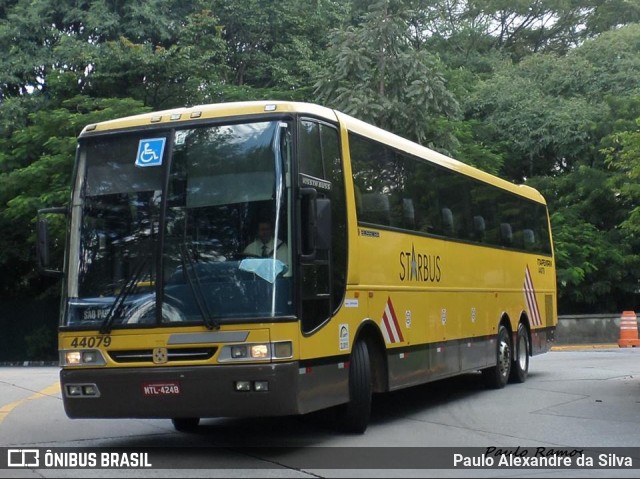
[509,323,530,383]
[338,340,372,434]
[482,324,512,389]
[171,417,200,432]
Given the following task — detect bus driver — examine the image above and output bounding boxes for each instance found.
[243,220,288,263]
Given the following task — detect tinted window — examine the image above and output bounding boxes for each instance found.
[349,133,552,255]
[298,120,348,332]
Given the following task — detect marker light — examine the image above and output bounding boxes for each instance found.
[67,385,82,396]
[82,385,99,396]
[65,383,101,397]
[235,381,251,392]
[254,381,269,392]
[273,342,293,358]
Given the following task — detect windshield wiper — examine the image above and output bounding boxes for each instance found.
[99,258,147,334]
[179,243,219,330]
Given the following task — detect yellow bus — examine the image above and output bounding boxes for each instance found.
[38,101,556,433]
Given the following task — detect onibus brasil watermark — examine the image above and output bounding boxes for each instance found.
[6,449,151,469]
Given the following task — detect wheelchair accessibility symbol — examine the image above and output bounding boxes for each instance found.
[135,138,166,167]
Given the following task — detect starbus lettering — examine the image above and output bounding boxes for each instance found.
[399,244,441,283]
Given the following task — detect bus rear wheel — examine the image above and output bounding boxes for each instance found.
[482,324,511,389]
[338,340,372,434]
[172,417,200,432]
[509,323,529,383]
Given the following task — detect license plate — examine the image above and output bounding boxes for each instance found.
[142,382,181,396]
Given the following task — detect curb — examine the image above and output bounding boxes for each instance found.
[0,361,59,367]
[551,344,619,351]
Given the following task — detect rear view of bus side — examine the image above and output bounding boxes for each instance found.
[46,101,556,434]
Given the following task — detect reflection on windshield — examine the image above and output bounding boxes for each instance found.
[66,121,293,329]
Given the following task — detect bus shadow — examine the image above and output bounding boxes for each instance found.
[103,370,545,449]
[189,372,500,444]
[372,369,545,420]
[369,371,489,426]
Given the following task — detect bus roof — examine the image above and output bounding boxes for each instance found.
[80,100,546,205]
[80,101,338,135]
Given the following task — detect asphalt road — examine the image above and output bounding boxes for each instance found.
[1,347,640,478]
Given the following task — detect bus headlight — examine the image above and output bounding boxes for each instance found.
[219,341,293,362]
[250,344,269,359]
[230,345,247,359]
[61,349,107,367]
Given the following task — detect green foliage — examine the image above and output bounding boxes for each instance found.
[0,0,639,315]
[210,0,347,94]
[549,208,639,313]
[529,168,640,313]
[603,115,640,237]
[315,0,460,151]
[87,9,230,108]
[467,53,609,180]
[0,95,148,295]
[572,23,640,98]
[447,119,505,174]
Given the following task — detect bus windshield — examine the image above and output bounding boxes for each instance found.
[65,120,293,329]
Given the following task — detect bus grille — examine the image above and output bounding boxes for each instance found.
[108,347,217,363]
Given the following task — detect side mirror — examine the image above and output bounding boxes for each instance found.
[36,207,67,277]
[300,188,332,263]
[315,197,332,250]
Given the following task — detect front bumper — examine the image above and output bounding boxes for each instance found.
[60,362,301,419]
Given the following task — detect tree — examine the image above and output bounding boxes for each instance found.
[529,168,640,313]
[209,0,348,97]
[1,0,639,315]
[86,9,229,109]
[603,115,640,238]
[468,59,603,180]
[0,0,342,301]
[315,0,460,151]
[0,0,230,109]
[0,95,149,297]
[464,24,640,312]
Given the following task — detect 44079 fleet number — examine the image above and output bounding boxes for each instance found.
[69,336,111,348]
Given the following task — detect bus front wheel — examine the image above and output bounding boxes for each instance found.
[172,417,200,432]
[482,324,511,389]
[339,340,372,434]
